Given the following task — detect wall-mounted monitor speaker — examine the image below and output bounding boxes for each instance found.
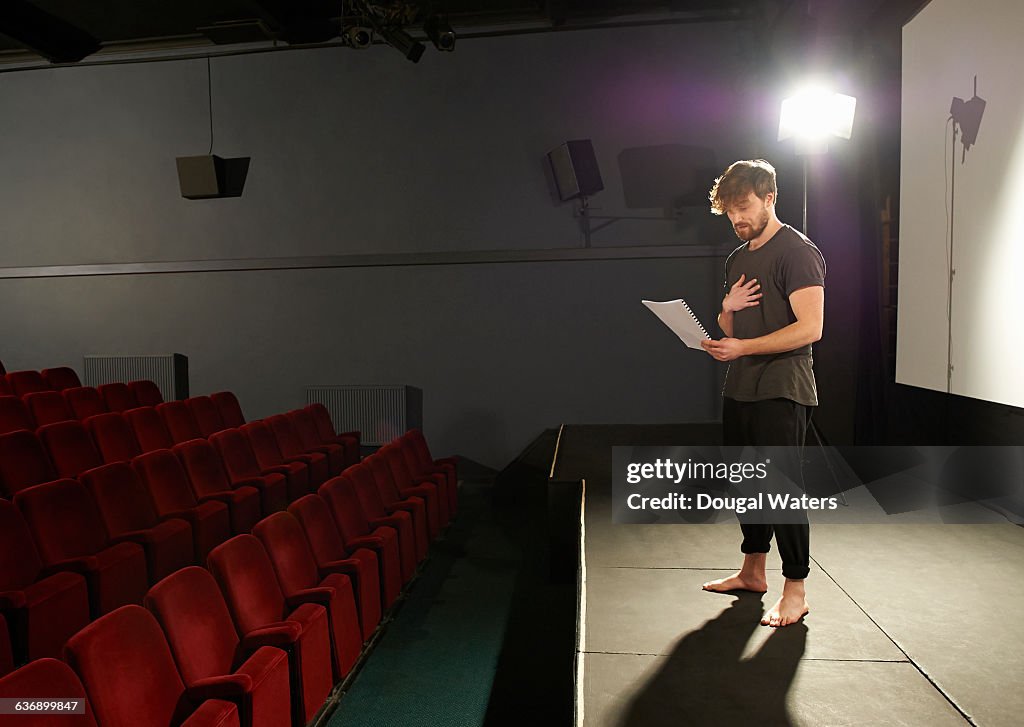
[175,155,250,200]
[547,139,604,201]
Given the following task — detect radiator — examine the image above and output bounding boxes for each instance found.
[306,385,422,446]
[83,353,189,401]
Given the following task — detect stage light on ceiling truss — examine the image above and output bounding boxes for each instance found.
[380,26,424,62]
[343,26,373,49]
[424,16,455,51]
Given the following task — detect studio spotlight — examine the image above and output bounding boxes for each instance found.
[380,26,424,63]
[778,86,857,154]
[344,26,373,49]
[777,84,858,233]
[424,16,455,52]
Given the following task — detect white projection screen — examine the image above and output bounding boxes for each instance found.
[898,0,1024,407]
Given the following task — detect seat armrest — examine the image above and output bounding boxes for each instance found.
[369,516,403,530]
[187,673,252,700]
[240,622,302,650]
[230,476,266,491]
[285,586,335,610]
[347,535,384,549]
[111,528,159,546]
[40,556,99,578]
[318,558,359,579]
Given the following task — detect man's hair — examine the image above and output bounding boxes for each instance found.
[708,159,777,215]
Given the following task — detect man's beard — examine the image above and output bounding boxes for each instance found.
[734,208,769,241]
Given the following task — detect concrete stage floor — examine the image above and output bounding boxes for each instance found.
[558,425,1024,727]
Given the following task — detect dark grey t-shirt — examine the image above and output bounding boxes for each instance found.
[721,224,826,406]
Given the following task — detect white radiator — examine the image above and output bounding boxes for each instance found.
[306,385,422,446]
[83,353,189,401]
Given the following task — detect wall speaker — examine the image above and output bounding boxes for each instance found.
[176,155,250,200]
[547,139,604,201]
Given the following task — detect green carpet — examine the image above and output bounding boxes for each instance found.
[327,480,520,727]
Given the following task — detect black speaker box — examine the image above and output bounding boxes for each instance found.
[176,155,250,200]
[547,139,604,201]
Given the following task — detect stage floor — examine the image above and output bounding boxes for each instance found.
[559,425,1024,727]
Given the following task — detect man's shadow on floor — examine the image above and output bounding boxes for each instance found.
[616,593,807,727]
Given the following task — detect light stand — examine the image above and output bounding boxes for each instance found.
[777,86,857,504]
[778,87,856,234]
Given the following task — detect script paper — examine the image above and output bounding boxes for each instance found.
[642,299,711,350]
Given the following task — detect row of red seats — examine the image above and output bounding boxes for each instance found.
[1,422,454,665]
[1,366,87,395]
[0,367,165,408]
[0,404,363,665]
[0,398,358,498]
[0,384,245,433]
[0,430,458,727]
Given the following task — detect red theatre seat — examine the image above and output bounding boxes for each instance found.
[0,395,34,435]
[407,429,458,517]
[36,421,103,479]
[398,431,455,496]
[145,567,291,727]
[5,371,49,398]
[211,391,246,429]
[0,500,90,663]
[209,429,289,513]
[355,456,431,556]
[207,536,333,725]
[0,658,99,726]
[241,422,311,502]
[187,396,227,438]
[378,444,442,536]
[23,391,75,427]
[64,605,241,727]
[97,382,139,413]
[124,406,176,453]
[14,480,149,618]
[287,495,384,635]
[305,403,360,465]
[132,450,232,561]
[380,442,444,532]
[0,430,58,499]
[127,379,164,407]
[254,512,363,680]
[81,462,194,583]
[63,387,108,420]
[284,409,346,476]
[158,401,204,444]
[174,440,263,534]
[265,415,329,487]
[319,473,412,590]
[84,413,142,464]
[41,366,82,392]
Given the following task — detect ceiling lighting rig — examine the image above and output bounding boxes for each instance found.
[348,0,455,62]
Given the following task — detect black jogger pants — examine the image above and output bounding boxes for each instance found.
[722,396,811,580]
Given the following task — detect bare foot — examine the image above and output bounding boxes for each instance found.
[761,592,810,627]
[702,572,768,593]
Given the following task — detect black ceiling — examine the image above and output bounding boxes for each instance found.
[0,0,764,63]
[0,0,917,69]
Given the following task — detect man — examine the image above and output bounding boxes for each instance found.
[698,159,825,628]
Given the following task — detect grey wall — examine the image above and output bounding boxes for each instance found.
[0,22,781,467]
